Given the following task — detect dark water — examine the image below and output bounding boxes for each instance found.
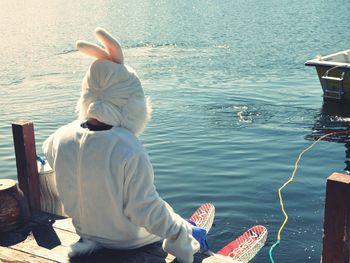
[1,0,350,262]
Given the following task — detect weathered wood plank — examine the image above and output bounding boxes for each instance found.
[51,218,183,262]
[2,212,218,263]
[166,254,176,262]
[2,229,217,263]
[1,212,75,262]
[53,218,76,233]
[33,224,80,247]
[202,255,227,262]
[52,217,180,262]
[0,246,59,263]
[9,232,70,263]
[12,120,41,211]
[6,217,79,263]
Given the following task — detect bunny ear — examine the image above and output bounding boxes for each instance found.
[76,40,111,60]
[95,27,124,64]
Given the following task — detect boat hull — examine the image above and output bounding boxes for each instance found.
[305,50,350,100]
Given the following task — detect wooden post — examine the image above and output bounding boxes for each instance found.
[322,172,350,263]
[12,120,41,212]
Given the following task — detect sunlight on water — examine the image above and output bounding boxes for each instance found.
[1,0,350,262]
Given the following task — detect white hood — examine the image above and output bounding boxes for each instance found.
[76,59,152,136]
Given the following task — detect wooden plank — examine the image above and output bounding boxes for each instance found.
[165,253,208,263]
[2,212,217,263]
[322,172,350,263]
[166,254,176,262]
[53,217,76,233]
[0,246,58,263]
[202,255,228,263]
[2,227,217,263]
[8,226,79,263]
[12,120,41,211]
[9,233,69,263]
[36,224,79,247]
[50,217,197,262]
[52,227,80,246]
[50,219,214,262]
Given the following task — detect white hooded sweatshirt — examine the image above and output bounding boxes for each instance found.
[42,58,200,263]
[42,122,199,263]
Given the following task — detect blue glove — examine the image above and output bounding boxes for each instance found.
[186,219,209,251]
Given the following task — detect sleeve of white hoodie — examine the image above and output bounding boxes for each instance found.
[123,152,200,263]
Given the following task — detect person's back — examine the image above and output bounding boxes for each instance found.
[42,28,203,263]
[44,121,163,248]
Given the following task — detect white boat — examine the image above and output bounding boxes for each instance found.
[305,49,350,100]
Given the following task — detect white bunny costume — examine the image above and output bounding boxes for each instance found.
[43,28,199,263]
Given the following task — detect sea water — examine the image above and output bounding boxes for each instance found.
[1,0,350,262]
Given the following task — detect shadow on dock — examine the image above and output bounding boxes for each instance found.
[0,212,61,247]
[0,212,208,263]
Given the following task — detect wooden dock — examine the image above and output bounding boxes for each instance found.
[2,120,350,263]
[0,121,221,262]
[1,213,78,263]
[0,211,213,263]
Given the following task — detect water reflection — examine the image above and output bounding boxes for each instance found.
[346,143,350,171]
[306,100,350,171]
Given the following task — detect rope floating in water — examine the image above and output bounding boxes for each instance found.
[269,130,350,263]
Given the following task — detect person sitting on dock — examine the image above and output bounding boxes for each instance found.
[42,28,203,263]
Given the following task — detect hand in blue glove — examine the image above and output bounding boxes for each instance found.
[186,219,210,251]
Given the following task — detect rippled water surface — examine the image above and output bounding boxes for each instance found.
[1,1,350,262]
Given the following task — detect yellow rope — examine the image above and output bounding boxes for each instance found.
[277,133,330,239]
[269,130,350,262]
